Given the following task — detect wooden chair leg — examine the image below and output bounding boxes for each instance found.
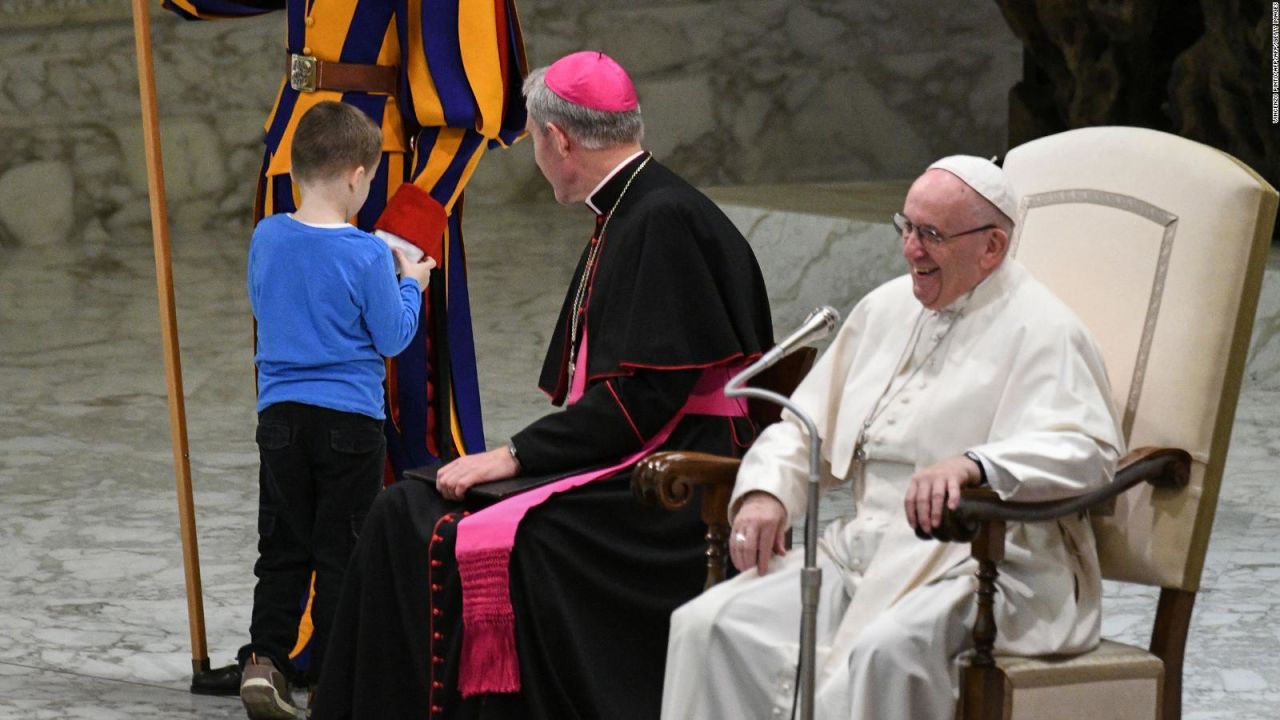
[700,483,731,589]
[1150,587,1195,720]
[961,520,1007,720]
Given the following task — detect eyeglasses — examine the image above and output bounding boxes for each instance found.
[892,212,996,246]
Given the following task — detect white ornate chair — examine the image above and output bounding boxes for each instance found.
[634,126,1277,720]
[942,126,1277,720]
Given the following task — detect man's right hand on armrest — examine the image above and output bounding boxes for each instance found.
[730,491,788,576]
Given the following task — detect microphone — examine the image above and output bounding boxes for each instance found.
[720,305,842,720]
[724,306,840,396]
[755,305,841,371]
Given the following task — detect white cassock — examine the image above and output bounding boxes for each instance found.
[662,259,1125,720]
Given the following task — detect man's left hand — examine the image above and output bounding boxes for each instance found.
[435,448,519,501]
[904,455,982,534]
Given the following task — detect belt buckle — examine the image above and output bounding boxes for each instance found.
[290,53,317,92]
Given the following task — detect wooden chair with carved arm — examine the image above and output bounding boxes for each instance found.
[634,126,1278,720]
[632,346,816,589]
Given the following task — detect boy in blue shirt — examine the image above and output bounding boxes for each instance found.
[239,101,435,720]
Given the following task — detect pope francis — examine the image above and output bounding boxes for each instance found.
[661,156,1125,719]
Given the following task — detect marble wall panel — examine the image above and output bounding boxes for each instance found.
[0,9,277,248]
[718,206,903,340]
[0,0,1020,245]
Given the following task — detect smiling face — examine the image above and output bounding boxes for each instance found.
[900,169,1009,310]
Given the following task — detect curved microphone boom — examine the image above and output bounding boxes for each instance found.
[765,305,841,367]
[720,304,841,720]
[729,306,840,391]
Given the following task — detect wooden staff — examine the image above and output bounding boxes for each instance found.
[129,0,211,678]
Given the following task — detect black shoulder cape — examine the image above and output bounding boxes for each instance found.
[537,155,774,404]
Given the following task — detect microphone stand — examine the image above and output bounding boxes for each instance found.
[724,356,824,720]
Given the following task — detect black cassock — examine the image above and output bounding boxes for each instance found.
[313,154,773,720]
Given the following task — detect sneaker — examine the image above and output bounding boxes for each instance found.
[240,654,302,720]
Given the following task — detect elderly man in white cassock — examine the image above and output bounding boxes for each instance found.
[661,156,1125,719]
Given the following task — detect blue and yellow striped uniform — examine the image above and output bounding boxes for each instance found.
[165,0,526,467]
[163,0,526,673]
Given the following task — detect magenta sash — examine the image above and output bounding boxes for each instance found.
[454,328,747,696]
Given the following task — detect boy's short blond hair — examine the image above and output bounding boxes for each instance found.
[290,101,383,185]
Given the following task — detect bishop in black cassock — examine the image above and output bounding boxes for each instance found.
[313,52,773,720]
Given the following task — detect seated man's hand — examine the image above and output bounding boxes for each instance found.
[904,455,982,534]
[435,448,519,501]
[730,491,788,576]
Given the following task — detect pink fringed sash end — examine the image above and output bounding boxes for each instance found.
[453,360,751,696]
[457,547,521,696]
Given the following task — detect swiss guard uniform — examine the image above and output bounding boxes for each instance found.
[164,0,526,690]
[164,0,527,468]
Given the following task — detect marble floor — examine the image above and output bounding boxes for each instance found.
[0,196,1277,719]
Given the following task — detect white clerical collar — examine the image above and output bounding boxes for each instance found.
[584,150,647,215]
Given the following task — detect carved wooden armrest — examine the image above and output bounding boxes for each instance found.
[631,451,741,512]
[632,450,742,589]
[926,446,1192,543]
[933,446,1191,698]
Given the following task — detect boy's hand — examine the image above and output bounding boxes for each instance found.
[393,247,436,289]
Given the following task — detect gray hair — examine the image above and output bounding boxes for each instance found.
[969,194,1015,235]
[522,66,644,149]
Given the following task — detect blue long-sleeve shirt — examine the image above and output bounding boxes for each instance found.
[248,214,421,419]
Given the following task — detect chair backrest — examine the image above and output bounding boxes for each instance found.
[748,347,818,427]
[1002,127,1276,592]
